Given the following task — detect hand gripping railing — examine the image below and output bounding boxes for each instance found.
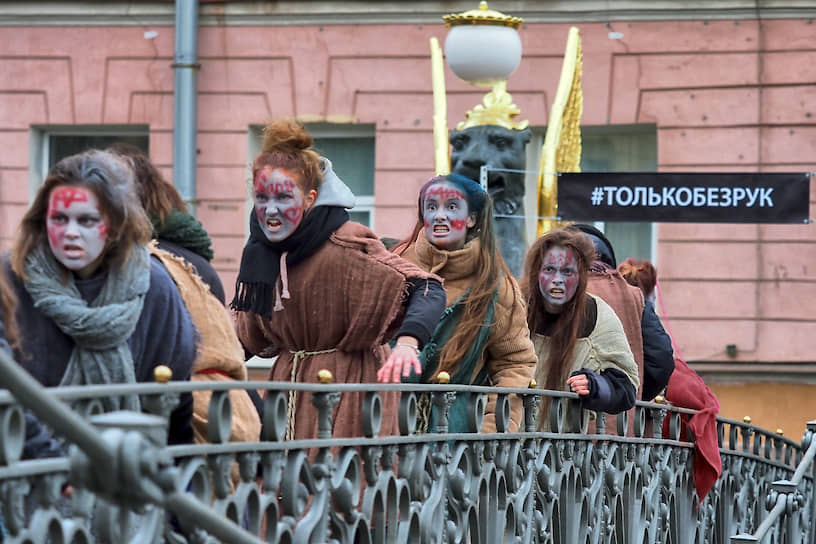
[0,347,264,544]
[731,420,816,543]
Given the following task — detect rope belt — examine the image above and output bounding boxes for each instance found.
[286,347,338,440]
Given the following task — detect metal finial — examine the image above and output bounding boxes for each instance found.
[654,395,665,404]
[529,379,537,388]
[437,371,451,384]
[317,369,333,384]
[743,416,752,424]
[154,365,172,383]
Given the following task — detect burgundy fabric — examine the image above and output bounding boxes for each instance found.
[664,356,722,503]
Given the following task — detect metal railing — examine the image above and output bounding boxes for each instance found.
[1,347,814,543]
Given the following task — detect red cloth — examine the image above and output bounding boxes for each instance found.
[664,356,721,503]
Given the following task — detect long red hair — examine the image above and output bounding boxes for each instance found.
[521,229,595,391]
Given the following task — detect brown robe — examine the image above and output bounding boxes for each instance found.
[234,222,439,440]
[149,244,261,445]
[586,269,645,397]
[400,232,537,432]
[586,268,645,435]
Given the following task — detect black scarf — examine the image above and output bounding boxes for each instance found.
[230,206,348,318]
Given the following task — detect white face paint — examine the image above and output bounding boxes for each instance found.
[46,185,109,278]
[422,180,475,251]
[253,166,307,243]
[538,246,579,314]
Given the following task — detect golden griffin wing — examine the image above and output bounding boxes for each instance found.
[537,26,583,236]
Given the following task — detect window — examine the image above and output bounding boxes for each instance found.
[29,125,149,200]
[248,123,376,228]
[524,124,657,263]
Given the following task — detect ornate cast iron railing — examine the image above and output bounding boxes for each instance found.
[1,348,814,544]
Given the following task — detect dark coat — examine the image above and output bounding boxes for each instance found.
[641,300,675,400]
[5,255,197,451]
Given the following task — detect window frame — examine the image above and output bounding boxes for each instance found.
[29,124,150,202]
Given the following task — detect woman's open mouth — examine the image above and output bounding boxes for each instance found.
[433,225,450,234]
[549,288,565,297]
[266,218,282,230]
[63,245,85,258]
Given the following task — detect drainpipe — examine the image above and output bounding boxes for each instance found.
[173,0,199,214]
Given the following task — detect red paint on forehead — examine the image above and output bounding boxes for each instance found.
[254,167,297,194]
[49,187,90,212]
[544,247,576,267]
[425,186,466,202]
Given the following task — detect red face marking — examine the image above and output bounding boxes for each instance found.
[254,178,296,196]
[425,186,466,202]
[49,187,89,212]
[45,185,108,278]
[538,246,580,313]
[450,219,467,231]
[283,206,302,224]
[252,166,307,242]
[421,180,472,251]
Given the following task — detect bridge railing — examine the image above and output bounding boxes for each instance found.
[0,348,813,544]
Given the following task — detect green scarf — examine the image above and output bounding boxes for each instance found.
[403,289,498,434]
[153,210,214,261]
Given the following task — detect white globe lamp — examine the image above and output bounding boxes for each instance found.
[443,1,524,88]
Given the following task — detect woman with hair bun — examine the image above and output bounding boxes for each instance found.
[390,173,536,433]
[4,149,197,446]
[618,258,658,302]
[232,119,446,440]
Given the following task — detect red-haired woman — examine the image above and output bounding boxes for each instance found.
[232,120,445,440]
[521,228,639,430]
[389,173,536,433]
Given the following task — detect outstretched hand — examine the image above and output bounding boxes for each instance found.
[377,344,421,383]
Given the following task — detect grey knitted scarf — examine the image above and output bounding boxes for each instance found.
[23,244,151,411]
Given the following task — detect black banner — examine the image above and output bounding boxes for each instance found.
[556,172,811,223]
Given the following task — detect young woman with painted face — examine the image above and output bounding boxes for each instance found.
[5,150,197,445]
[522,229,639,431]
[232,120,445,440]
[389,173,536,433]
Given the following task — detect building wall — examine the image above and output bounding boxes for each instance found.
[0,13,814,428]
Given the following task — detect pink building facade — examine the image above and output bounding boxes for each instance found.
[0,2,814,432]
